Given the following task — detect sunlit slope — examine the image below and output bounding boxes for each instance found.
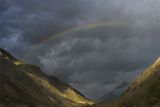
[0,48,94,107]
[92,58,160,107]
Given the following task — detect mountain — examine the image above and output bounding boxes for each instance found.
[101,81,129,102]
[0,48,94,107]
[92,57,160,107]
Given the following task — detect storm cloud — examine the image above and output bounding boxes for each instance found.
[1,0,160,100]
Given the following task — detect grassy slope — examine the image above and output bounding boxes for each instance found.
[92,58,160,107]
[0,48,94,107]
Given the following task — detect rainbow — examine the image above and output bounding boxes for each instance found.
[27,21,121,55]
[38,21,120,44]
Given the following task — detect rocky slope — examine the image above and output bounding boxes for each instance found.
[0,48,94,107]
[92,58,160,107]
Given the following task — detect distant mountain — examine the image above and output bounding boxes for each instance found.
[92,57,160,107]
[0,48,94,107]
[101,81,129,102]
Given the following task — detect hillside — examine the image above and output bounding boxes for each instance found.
[92,58,160,107]
[0,48,94,107]
[101,82,129,102]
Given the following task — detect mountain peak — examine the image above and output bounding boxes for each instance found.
[0,48,23,65]
[154,57,160,65]
[0,48,16,60]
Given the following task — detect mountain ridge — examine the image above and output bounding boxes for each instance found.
[2,47,160,107]
[0,48,94,107]
[92,57,160,107]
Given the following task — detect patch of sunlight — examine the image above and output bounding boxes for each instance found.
[135,57,160,85]
[25,72,94,105]
[13,61,24,65]
[4,56,24,65]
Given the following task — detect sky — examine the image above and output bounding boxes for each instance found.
[1,0,160,100]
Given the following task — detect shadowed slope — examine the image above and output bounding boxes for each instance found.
[0,48,94,107]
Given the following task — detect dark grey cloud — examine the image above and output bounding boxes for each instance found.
[1,0,160,100]
[36,26,160,99]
